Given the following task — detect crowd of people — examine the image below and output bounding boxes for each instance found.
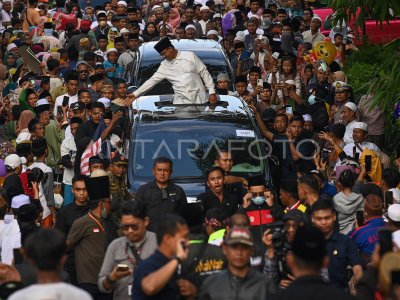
[0,0,400,299]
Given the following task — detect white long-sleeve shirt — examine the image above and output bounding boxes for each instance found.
[133,51,215,104]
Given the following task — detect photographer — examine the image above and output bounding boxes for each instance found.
[262,210,306,287]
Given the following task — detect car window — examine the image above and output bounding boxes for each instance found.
[131,117,264,180]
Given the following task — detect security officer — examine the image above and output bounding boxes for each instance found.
[134,157,187,232]
[108,153,131,202]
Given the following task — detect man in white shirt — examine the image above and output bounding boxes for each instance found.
[0,0,12,32]
[118,33,140,85]
[53,71,79,117]
[342,102,359,145]
[302,16,325,46]
[9,229,92,300]
[342,122,380,158]
[198,6,211,35]
[125,37,217,105]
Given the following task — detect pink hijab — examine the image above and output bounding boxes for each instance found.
[168,8,181,32]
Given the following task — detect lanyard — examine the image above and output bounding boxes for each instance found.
[88,212,105,232]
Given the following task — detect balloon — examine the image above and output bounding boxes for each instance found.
[313,41,337,65]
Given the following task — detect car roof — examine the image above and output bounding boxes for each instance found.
[130,95,250,119]
[139,39,224,58]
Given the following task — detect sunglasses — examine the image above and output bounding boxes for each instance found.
[121,224,140,231]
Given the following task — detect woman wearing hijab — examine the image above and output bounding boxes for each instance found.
[19,88,38,113]
[18,110,35,133]
[168,8,181,33]
[142,22,159,42]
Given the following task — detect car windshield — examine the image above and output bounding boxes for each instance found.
[130,115,264,180]
[136,51,233,95]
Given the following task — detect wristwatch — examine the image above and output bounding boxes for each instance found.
[172,256,182,265]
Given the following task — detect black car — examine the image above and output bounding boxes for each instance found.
[127,96,273,202]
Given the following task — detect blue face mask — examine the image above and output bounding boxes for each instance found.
[252,196,265,206]
[44,29,53,36]
[308,94,316,105]
[162,2,169,8]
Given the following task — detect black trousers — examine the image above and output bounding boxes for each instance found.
[78,283,113,300]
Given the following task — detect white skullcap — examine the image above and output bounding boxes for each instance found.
[117,1,127,7]
[5,154,23,169]
[388,204,400,222]
[312,15,322,23]
[390,188,400,203]
[11,194,30,209]
[152,5,162,11]
[213,13,222,19]
[207,30,218,36]
[271,52,280,59]
[6,43,17,52]
[344,102,358,112]
[120,28,129,34]
[303,114,312,122]
[36,98,50,107]
[200,5,209,11]
[185,24,196,31]
[106,48,118,55]
[353,122,368,132]
[98,98,111,108]
[234,36,245,43]
[16,132,32,144]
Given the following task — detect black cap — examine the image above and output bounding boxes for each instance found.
[87,176,110,201]
[70,101,85,110]
[94,62,105,69]
[283,209,306,223]
[261,108,276,123]
[247,175,265,188]
[89,155,104,166]
[128,33,139,41]
[114,36,125,44]
[262,82,272,90]
[235,75,247,84]
[97,12,107,19]
[111,153,128,165]
[89,73,104,83]
[154,37,173,54]
[291,226,326,261]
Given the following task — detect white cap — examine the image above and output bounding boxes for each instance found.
[200,5,209,11]
[303,114,312,122]
[120,28,129,34]
[16,132,32,144]
[353,122,368,132]
[207,30,218,36]
[96,10,106,17]
[5,154,23,169]
[98,98,111,108]
[271,52,280,59]
[6,43,17,52]
[11,194,30,209]
[152,5,162,11]
[213,13,222,19]
[36,98,50,107]
[388,204,400,222]
[106,48,118,55]
[344,102,358,112]
[312,15,322,23]
[185,24,196,31]
[285,79,295,86]
[234,36,245,43]
[117,0,127,7]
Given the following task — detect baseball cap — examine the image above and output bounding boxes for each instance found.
[5,154,25,169]
[224,228,254,247]
[217,73,229,82]
[11,194,30,209]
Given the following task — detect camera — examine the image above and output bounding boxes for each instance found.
[265,222,288,279]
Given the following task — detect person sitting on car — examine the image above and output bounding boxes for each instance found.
[125,37,217,106]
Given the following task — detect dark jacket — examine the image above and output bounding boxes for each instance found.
[135,181,187,232]
[199,268,276,300]
[273,275,354,300]
[198,189,240,218]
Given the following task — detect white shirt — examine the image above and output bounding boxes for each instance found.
[61,137,77,185]
[198,20,209,35]
[343,120,358,145]
[133,51,215,105]
[302,30,325,46]
[53,94,78,117]
[343,141,380,157]
[243,28,265,36]
[0,219,21,265]
[9,282,92,300]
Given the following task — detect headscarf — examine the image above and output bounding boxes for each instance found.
[281,32,294,54]
[18,89,37,113]
[35,52,53,64]
[168,8,181,32]
[18,110,35,131]
[142,22,158,42]
[333,71,348,83]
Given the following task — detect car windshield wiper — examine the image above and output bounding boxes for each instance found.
[171,176,205,181]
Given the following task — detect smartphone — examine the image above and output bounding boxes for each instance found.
[365,155,372,172]
[62,96,69,107]
[285,106,293,115]
[385,191,394,208]
[57,106,63,116]
[319,60,327,72]
[322,150,330,163]
[379,229,393,256]
[354,152,360,162]
[257,79,263,87]
[392,270,400,285]
[240,49,251,61]
[116,264,129,272]
[27,171,34,188]
[356,211,364,227]
[29,79,35,86]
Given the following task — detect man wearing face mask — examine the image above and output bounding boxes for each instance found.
[67,173,113,300]
[238,176,283,252]
[93,11,111,39]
